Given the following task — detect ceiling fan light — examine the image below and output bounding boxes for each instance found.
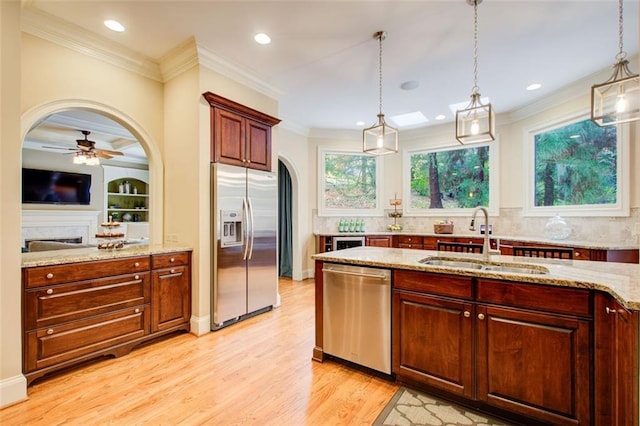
[85,155,100,166]
[73,154,87,164]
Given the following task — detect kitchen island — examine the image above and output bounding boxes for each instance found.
[22,244,192,385]
[313,247,639,425]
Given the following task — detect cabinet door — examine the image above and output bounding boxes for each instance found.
[245,118,271,171]
[213,108,245,167]
[393,290,474,399]
[152,265,191,332]
[594,293,639,425]
[476,304,591,425]
[365,236,392,247]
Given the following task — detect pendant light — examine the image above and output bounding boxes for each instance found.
[591,0,640,126]
[455,0,495,144]
[363,31,398,155]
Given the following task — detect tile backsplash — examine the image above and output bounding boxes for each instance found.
[313,207,640,246]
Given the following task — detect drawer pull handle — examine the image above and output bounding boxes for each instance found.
[605,307,617,315]
[134,262,140,267]
[170,257,175,262]
[47,329,54,335]
[46,273,54,279]
[46,289,53,295]
[478,313,485,320]
[463,311,471,318]
[135,308,140,314]
[170,269,176,274]
[135,275,140,280]
[575,252,580,257]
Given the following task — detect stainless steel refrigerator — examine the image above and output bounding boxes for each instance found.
[211,163,278,330]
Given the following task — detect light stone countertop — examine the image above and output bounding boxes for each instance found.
[21,243,192,268]
[312,246,640,311]
[315,232,639,250]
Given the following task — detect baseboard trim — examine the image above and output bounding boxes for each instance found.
[0,374,28,409]
[190,314,210,336]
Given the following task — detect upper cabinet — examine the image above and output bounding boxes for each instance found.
[203,92,281,172]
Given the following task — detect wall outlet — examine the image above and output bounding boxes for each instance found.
[166,233,178,243]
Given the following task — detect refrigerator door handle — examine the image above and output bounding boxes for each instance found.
[247,196,255,259]
[242,197,250,260]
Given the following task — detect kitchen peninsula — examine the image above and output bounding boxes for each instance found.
[313,246,640,425]
[22,244,192,385]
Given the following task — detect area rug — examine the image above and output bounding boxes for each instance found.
[373,387,513,426]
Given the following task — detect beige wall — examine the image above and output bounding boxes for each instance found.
[1,0,27,407]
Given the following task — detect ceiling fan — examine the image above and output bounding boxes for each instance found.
[43,130,124,164]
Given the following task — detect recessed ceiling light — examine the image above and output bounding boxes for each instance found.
[569,134,581,139]
[400,80,420,91]
[435,114,446,121]
[526,83,542,91]
[104,20,125,32]
[254,33,271,45]
[356,121,366,127]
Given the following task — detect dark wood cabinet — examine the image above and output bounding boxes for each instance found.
[204,91,280,172]
[476,304,591,425]
[393,290,474,399]
[594,293,640,426]
[22,250,192,385]
[393,271,593,425]
[151,252,192,333]
[365,235,393,247]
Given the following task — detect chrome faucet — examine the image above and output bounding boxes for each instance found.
[470,206,491,261]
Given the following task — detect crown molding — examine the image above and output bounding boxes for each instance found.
[196,44,283,101]
[159,37,199,82]
[277,117,310,137]
[21,7,163,82]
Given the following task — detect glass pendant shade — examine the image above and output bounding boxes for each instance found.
[456,93,495,144]
[591,59,640,126]
[73,153,87,164]
[363,113,398,155]
[85,155,100,166]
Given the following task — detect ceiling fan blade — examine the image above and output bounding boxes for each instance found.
[96,152,114,159]
[42,145,77,151]
[96,149,124,156]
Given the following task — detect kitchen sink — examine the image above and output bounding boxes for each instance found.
[419,256,549,275]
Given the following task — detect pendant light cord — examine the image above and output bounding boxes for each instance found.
[378,32,384,115]
[616,0,626,60]
[472,0,479,94]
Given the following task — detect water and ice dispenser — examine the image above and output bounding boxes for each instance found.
[220,210,243,247]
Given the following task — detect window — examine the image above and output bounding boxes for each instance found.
[526,115,629,216]
[318,148,383,216]
[403,141,498,216]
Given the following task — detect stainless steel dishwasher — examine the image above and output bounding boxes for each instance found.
[322,263,391,374]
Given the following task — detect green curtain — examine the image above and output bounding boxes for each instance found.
[278,161,293,277]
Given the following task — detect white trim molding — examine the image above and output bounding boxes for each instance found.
[0,375,28,409]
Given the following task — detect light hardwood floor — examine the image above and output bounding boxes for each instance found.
[1,278,398,425]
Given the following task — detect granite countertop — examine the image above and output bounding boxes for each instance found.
[312,246,640,311]
[22,243,192,268]
[315,231,639,250]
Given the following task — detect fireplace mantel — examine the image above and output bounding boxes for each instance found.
[21,210,101,249]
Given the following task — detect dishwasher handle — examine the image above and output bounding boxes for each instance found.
[322,267,389,281]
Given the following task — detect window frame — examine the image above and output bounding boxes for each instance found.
[523,111,629,217]
[402,139,500,217]
[317,147,384,217]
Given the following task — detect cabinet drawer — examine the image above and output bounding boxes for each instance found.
[24,273,151,330]
[422,237,441,250]
[394,270,473,299]
[152,251,190,269]
[398,235,423,244]
[24,256,150,288]
[24,306,150,372]
[476,279,592,318]
[398,243,423,250]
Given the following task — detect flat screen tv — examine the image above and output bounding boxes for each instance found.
[22,168,92,205]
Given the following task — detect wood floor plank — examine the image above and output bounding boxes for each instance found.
[1,278,398,425]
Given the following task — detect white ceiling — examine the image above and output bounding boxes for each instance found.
[23,0,640,134]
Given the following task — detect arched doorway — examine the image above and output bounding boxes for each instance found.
[278,159,293,277]
[20,100,163,246]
